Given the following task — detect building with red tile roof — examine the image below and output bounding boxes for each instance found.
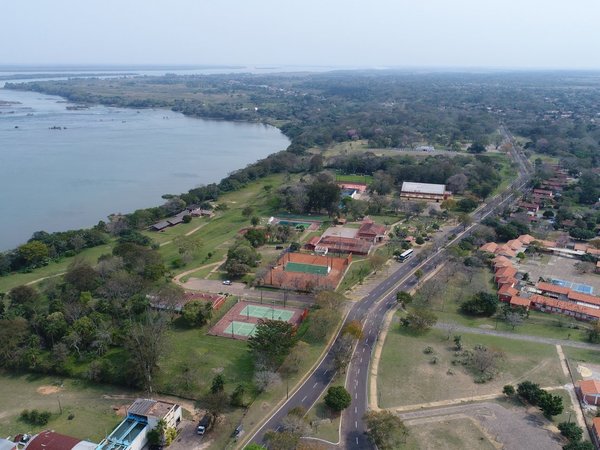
[479,242,498,253]
[517,234,535,245]
[509,296,531,309]
[24,431,95,450]
[530,294,600,321]
[494,266,517,282]
[357,218,387,243]
[494,245,517,257]
[506,239,524,251]
[496,276,518,288]
[498,285,519,302]
[579,379,600,406]
[567,291,600,308]
[536,281,570,297]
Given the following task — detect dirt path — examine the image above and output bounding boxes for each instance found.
[172,260,225,286]
[388,385,564,413]
[435,322,599,350]
[25,271,66,285]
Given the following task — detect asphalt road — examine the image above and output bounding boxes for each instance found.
[246,128,532,449]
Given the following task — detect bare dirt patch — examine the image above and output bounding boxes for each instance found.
[36,385,63,395]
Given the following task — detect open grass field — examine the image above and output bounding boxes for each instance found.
[304,378,344,443]
[0,243,113,293]
[377,327,566,409]
[155,297,255,398]
[403,417,498,450]
[150,174,291,277]
[421,264,591,342]
[0,372,131,442]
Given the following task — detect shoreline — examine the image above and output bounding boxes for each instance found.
[0,86,291,252]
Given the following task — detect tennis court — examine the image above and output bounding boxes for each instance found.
[223,321,257,337]
[240,304,294,321]
[550,278,594,294]
[285,262,329,275]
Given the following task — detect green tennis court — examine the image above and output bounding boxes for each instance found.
[224,321,257,337]
[285,262,329,275]
[240,305,294,321]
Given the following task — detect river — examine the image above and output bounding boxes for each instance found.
[0,84,290,250]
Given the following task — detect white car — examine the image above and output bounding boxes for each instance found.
[222,280,232,285]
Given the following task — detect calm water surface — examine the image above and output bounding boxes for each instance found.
[0,88,289,250]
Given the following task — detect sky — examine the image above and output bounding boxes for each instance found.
[2,0,600,69]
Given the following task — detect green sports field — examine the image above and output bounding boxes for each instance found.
[285,261,329,275]
[240,304,294,321]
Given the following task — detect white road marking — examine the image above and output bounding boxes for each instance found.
[355,392,358,399]
[360,358,363,363]
[356,437,359,445]
[355,421,358,429]
[355,406,357,413]
[313,382,318,388]
[357,368,360,375]
[362,347,365,353]
[301,395,307,402]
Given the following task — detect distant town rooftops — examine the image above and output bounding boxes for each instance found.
[400,182,446,195]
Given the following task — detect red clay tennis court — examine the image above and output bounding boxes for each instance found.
[209,299,307,340]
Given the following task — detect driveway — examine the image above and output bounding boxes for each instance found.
[169,420,209,450]
[182,278,315,305]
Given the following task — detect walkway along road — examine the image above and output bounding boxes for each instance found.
[243,128,533,449]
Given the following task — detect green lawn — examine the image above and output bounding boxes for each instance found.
[377,327,566,409]
[337,258,370,292]
[0,243,113,293]
[420,264,590,343]
[334,173,373,184]
[155,297,255,398]
[0,372,133,442]
[304,378,344,443]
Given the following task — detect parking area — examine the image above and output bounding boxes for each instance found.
[517,254,600,294]
[169,420,209,450]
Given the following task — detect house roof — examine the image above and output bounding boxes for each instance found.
[574,243,589,252]
[537,282,570,296]
[494,245,517,257]
[128,398,177,419]
[568,291,600,307]
[358,221,386,237]
[517,234,535,245]
[498,285,519,296]
[495,266,517,278]
[497,276,518,287]
[530,294,600,320]
[507,239,523,251]
[533,239,557,248]
[587,248,600,256]
[510,296,531,308]
[593,417,600,433]
[492,255,512,264]
[533,189,553,195]
[579,379,600,396]
[400,181,446,195]
[25,431,94,450]
[479,242,498,253]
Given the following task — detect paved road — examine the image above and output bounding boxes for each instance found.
[435,322,600,350]
[245,128,533,449]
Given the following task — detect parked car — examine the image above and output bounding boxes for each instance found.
[197,414,215,435]
[222,280,232,286]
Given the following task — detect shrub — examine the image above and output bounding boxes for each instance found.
[502,385,515,396]
[558,422,583,442]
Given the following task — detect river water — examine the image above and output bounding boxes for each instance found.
[0,85,290,250]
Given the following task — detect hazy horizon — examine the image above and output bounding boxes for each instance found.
[3,0,600,70]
